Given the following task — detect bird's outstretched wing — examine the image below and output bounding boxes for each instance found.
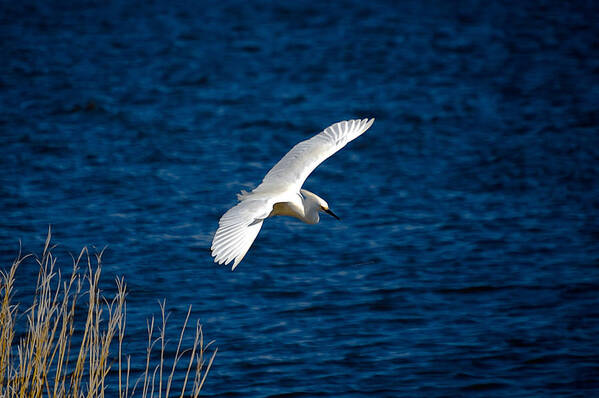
[257,118,374,192]
[211,199,273,269]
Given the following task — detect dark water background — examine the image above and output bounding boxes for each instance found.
[2,1,599,396]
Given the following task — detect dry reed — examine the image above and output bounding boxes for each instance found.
[0,228,216,397]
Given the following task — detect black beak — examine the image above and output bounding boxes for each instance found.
[324,208,340,220]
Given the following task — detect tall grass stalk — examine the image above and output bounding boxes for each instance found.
[0,228,216,397]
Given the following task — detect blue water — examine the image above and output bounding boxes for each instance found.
[2,1,599,396]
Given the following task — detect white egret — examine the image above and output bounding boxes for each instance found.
[211,118,375,269]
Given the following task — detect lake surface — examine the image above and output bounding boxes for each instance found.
[1,1,598,396]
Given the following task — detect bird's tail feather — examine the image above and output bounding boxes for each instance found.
[237,190,250,201]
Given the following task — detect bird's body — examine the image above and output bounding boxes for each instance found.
[211,118,375,269]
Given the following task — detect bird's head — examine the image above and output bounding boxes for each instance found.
[301,189,340,220]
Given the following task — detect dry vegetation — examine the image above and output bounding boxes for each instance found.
[0,229,216,397]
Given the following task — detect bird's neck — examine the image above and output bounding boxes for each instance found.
[300,192,320,225]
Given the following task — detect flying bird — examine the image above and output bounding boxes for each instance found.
[211,118,375,269]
